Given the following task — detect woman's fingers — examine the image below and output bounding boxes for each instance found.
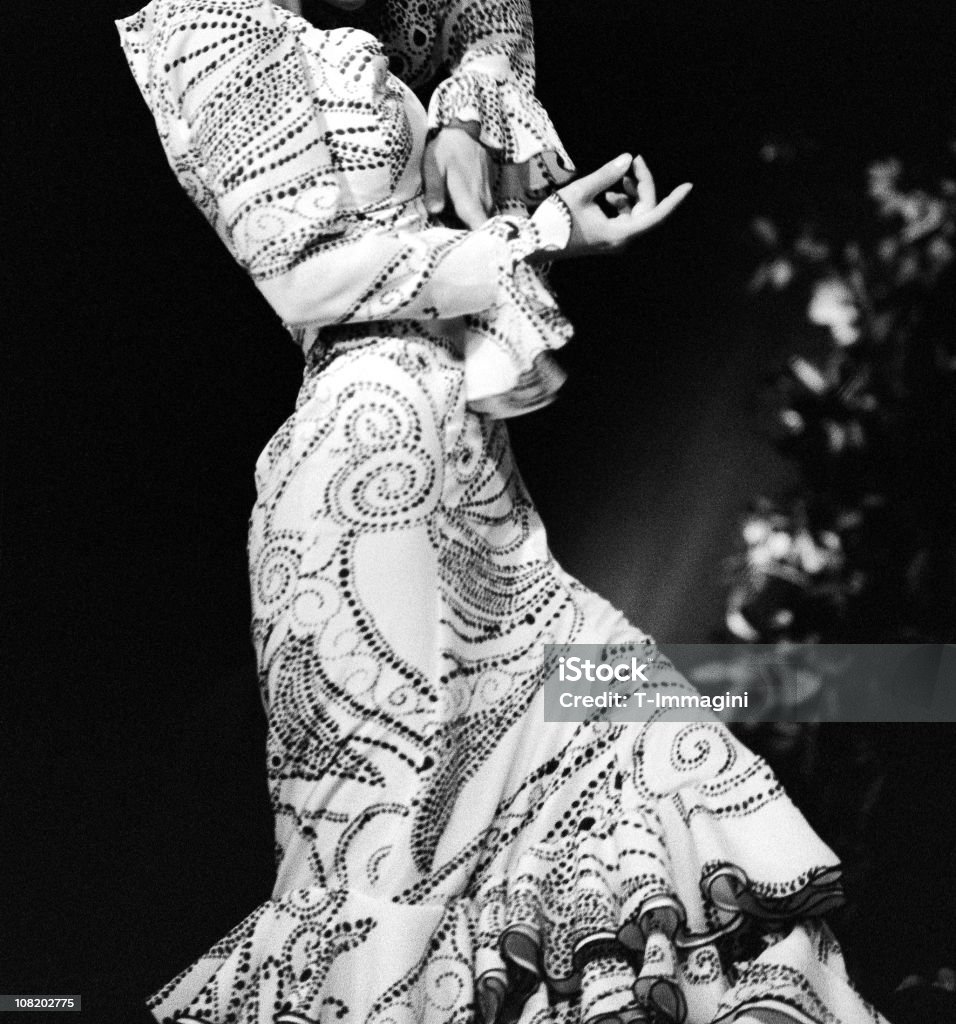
[449,138,495,228]
[603,190,632,214]
[448,167,491,228]
[556,152,691,257]
[422,146,445,216]
[423,130,494,227]
[572,153,633,202]
[631,154,657,210]
[454,193,490,228]
[646,181,694,223]
[618,181,693,238]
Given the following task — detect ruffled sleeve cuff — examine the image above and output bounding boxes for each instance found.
[463,193,574,419]
[427,69,575,204]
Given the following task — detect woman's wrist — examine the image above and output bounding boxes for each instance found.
[444,117,482,140]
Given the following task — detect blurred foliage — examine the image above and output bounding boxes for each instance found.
[725,141,956,645]
[703,141,956,998]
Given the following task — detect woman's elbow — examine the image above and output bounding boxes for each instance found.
[253,274,334,329]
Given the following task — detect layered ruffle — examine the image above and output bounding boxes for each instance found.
[464,832,848,1024]
[148,728,882,1024]
[147,874,871,1024]
[461,194,574,418]
[428,70,576,205]
[306,195,575,419]
[450,714,857,1023]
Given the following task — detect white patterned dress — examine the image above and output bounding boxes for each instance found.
[117,3,888,1022]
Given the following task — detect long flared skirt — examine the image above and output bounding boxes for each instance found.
[148,326,886,1024]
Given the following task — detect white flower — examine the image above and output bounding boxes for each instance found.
[768,258,795,289]
[830,318,861,346]
[808,277,860,346]
[789,356,828,395]
[820,530,842,551]
[778,408,805,435]
[808,277,856,325]
[749,545,774,570]
[824,420,847,453]
[867,158,903,211]
[726,608,761,642]
[900,195,948,242]
[899,196,922,223]
[867,158,902,190]
[767,531,792,560]
[743,517,773,547]
[793,531,827,574]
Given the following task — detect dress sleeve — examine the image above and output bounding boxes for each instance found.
[118,0,575,416]
[253,198,571,332]
[424,0,575,202]
[116,0,571,319]
[117,0,348,281]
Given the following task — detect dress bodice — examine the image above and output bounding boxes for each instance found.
[117,2,433,277]
[117,0,576,417]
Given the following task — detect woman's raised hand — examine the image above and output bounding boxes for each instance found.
[553,153,692,259]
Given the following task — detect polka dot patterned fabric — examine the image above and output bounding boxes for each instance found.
[380,0,575,201]
[117,0,575,415]
[117,3,889,1022]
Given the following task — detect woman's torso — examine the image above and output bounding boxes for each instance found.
[119,2,434,288]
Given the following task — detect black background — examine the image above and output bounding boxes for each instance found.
[3,2,956,1021]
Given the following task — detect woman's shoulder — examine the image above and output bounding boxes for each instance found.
[116,0,284,112]
[115,0,276,48]
[116,0,413,282]
[117,0,391,123]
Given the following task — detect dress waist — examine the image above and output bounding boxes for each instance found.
[295,194,571,420]
[304,318,464,371]
[292,194,432,360]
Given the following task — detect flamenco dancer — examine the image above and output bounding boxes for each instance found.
[117,0,890,1021]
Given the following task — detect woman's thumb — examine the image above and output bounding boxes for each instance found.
[574,153,632,200]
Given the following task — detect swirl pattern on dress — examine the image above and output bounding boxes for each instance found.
[145,335,883,1024]
[118,3,889,1023]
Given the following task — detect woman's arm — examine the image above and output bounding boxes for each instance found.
[118,0,688,334]
[429,0,575,200]
[117,0,571,328]
[259,153,693,327]
[252,207,570,329]
[382,0,574,223]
